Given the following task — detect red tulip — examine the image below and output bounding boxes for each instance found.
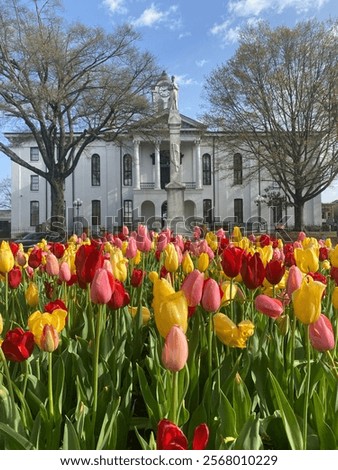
[1,327,35,362]
[28,248,43,269]
[162,325,188,372]
[9,242,20,257]
[50,242,66,259]
[8,266,22,289]
[181,269,204,307]
[265,259,285,285]
[330,266,338,285]
[221,246,243,278]
[107,280,130,310]
[255,294,284,319]
[201,278,222,312]
[319,247,329,261]
[130,269,145,288]
[240,252,265,290]
[75,244,104,286]
[156,419,209,450]
[44,299,68,313]
[309,314,334,352]
[90,268,115,304]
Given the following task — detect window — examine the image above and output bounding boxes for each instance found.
[30,175,39,191]
[234,198,243,223]
[91,154,100,186]
[30,147,39,162]
[233,153,243,185]
[30,201,39,226]
[92,200,101,226]
[203,199,212,224]
[123,200,133,225]
[123,154,132,186]
[202,154,211,185]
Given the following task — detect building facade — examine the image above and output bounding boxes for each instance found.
[8,72,321,238]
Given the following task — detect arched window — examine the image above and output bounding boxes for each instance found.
[123,154,132,186]
[233,153,243,185]
[91,154,101,186]
[202,154,211,185]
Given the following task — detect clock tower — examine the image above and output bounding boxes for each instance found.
[152,71,173,111]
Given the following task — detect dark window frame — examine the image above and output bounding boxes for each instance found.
[91,154,101,186]
[30,175,39,191]
[123,199,133,225]
[234,198,243,223]
[91,199,101,226]
[30,201,39,226]
[203,198,212,224]
[30,147,39,162]
[202,153,211,186]
[123,154,133,186]
[233,153,243,185]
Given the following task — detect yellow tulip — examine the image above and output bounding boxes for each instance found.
[0,241,14,273]
[0,313,3,335]
[321,260,330,271]
[155,290,188,338]
[134,250,142,265]
[110,249,128,281]
[256,245,273,267]
[221,281,237,306]
[164,243,179,272]
[152,277,175,317]
[292,276,326,324]
[197,252,209,272]
[294,247,319,273]
[332,286,338,310]
[325,238,332,249]
[28,308,67,347]
[128,306,151,324]
[182,252,194,274]
[329,245,338,268]
[232,226,242,242]
[205,231,218,252]
[213,312,254,348]
[25,282,39,307]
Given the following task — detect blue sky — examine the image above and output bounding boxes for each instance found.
[1,0,337,200]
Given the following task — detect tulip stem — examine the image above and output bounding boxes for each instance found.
[48,352,54,420]
[169,371,179,424]
[302,324,311,450]
[5,272,8,314]
[92,304,104,438]
[0,347,16,415]
[208,312,213,389]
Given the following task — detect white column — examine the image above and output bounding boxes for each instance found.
[154,139,161,190]
[195,139,202,189]
[133,139,140,190]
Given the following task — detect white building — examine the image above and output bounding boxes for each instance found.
[8,71,321,238]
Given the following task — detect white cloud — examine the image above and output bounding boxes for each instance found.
[102,0,128,14]
[132,3,180,29]
[174,74,199,86]
[228,0,329,17]
[195,59,208,67]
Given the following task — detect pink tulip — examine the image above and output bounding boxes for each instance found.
[45,252,60,276]
[309,314,335,352]
[201,278,221,312]
[125,237,137,259]
[114,237,123,249]
[193,226,202,240]
[90,268,115,304]
[162,325,188,372]
[122,225,129,237]
[298,231,306,242]
[59,261,71,282]
[157,233,169,252]
[181,269,205,307]
[136,225,152,252]
[16,251,27,267]
[255,294,284,319]
[286,265,303,299]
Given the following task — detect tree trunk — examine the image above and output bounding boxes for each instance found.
[49,178,67,237]
[293,201,305,232]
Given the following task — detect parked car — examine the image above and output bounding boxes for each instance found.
[14,231,64,249]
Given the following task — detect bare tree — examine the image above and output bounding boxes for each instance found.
[0,177,11,209]
[0,0,159,233]
[203,20,338,230]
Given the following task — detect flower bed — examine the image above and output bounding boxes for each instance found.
[0,227,337,450]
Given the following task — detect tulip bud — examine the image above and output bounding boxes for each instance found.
[0,313,3,335]
[182,252,194,274]
[59,261,71,282]
[162,325,188,372]
[181,269,204,307]
[197,252,209,272]
[0,240,15,273]
[131,268,145,288]
[332,286,338,310]
[309,314,334,352]
[90,268,115,304]
[286,265,303,298]
[40,324,60,352]
[164,243,179,273]
[8,266,22,289]
[201,278,221,312]
[25,282,39,307]
[46,252,60,276]
[255,294,284,319]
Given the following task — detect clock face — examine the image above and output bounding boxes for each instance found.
[158,84,170,98]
